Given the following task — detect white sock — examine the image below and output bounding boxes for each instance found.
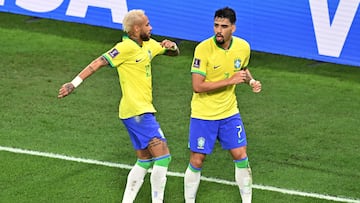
[235,167,252,203]
[184,166,201,203]
[150,165,168,203]
[122,164,148,203]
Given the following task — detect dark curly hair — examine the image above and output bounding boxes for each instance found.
[214,7,236,24]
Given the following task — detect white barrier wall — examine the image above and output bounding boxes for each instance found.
[1,0,359,67]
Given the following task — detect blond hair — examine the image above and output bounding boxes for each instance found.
[122,9,145,33]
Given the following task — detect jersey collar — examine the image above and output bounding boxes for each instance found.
[123,35,143,47]
[213,36,233,50]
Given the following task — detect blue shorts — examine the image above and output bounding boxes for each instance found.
[188,113,247,154]
[121,113,167,150]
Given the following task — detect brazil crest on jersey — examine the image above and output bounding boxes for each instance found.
[190,36,250,120]
[102,36,166,119]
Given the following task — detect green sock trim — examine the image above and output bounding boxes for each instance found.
[154,155,171,167]
[235,157,249,168]
[188,163,201,172]
[136,159,153,169]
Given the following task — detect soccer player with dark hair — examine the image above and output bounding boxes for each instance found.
[184,7,261,203]
[58,9,179,203]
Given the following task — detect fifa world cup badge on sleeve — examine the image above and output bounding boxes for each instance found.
[109,48,119,58]
[193,58,201,68]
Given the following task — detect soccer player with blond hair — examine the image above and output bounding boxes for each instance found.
[58,9,179,203]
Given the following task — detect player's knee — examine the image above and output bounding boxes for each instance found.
[189,153,205,168]
[230,146,247,160]
[189,159,204,169]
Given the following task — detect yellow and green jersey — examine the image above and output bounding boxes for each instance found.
[103,36,166,119]
[190,36,250,120]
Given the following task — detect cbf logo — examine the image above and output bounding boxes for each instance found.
[197,137,205,150]
[234,59,241,69]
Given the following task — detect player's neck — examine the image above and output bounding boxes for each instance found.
[223,38,233,50]
[216,38,232,50]
[129,35,143,47]
[222,42,230,50]
[218,42,230,50]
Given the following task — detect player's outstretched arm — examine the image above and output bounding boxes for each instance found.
[58,56,109,98]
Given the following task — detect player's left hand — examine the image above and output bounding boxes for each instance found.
[250,80,262,93]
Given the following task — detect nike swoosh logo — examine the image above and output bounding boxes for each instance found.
[214,65,221,69]
[238,138,246,144]
[136,59,142,62]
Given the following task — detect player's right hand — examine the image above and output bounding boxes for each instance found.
[229,70,247,85]
[58,83,75,98]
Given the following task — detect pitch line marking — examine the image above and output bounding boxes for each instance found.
[1,146,359,203]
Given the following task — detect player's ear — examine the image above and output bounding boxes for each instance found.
[232,24,236,33]
[132,22,143,35]
[133,24,140,33]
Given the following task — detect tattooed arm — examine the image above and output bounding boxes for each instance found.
[58,56,109,98]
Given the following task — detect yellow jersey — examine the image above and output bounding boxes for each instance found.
[103,36,166,119]
[190,36,250,120]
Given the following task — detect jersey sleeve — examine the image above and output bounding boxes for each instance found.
[102,43,128,68]
[148,39,166,56]
[190,43,207,76]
